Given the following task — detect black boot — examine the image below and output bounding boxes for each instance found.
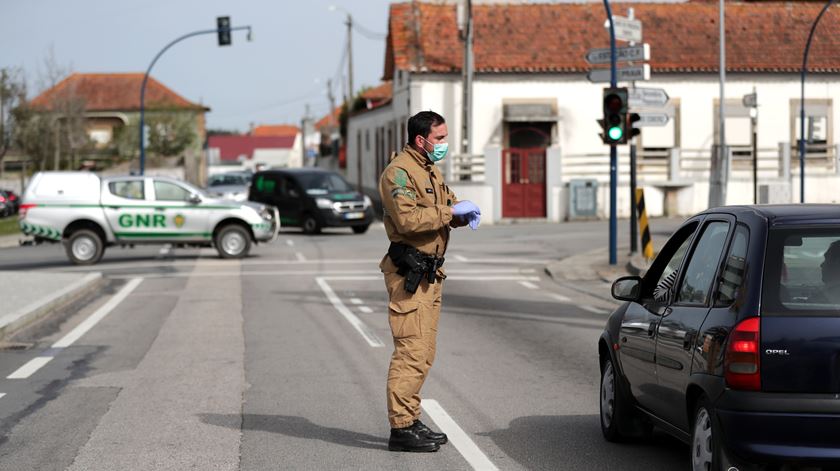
[388,424,440,452]
[413,420,448,445]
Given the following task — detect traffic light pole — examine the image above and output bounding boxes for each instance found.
[139,24,252,175]
[603,0,618,266]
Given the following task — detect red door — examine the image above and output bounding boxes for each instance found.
[502,148,546,218]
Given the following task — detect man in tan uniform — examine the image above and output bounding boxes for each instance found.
[379,111,481,452]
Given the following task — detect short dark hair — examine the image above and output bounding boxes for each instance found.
[407,111,445,144]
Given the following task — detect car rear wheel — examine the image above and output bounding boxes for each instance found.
[65,229,105,265]
[352,224,369,234]
[302,214,321,234]
[215,225,251,259]
[691,397,723,471]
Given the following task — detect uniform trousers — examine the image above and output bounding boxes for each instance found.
[384,271,443,429]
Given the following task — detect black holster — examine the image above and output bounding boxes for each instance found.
[387,242,445,294]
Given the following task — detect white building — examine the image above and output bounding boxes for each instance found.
[347,1,840,223]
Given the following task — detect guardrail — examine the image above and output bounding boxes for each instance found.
[446,154,485,182]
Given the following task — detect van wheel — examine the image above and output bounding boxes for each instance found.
[352,224,369,234]
[302,215,321,234]
[65,229,105,265]
[215,225,251,259]
[691,397,723,471]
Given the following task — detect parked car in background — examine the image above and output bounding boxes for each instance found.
[205,171,252,202]
[599,205,840,470]
[248,168,374,234]
[0,190,18,217]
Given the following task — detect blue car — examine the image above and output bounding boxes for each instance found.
[600,205,840,470]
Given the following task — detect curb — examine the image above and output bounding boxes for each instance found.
[0,272,105,341]
[0,234,24,249]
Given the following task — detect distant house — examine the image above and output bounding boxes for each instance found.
[349,1,840,222]
[207,124,302,170]
[30,72,209,182]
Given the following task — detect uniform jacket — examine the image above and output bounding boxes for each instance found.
[379,144,464,275]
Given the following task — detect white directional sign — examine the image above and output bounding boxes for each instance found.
[633,112,670,127]
[586,64,650,83]
[628,87,670,108]
[604,16,642,42]
[585,44,650,65]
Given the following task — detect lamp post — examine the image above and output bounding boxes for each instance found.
[139,22,252,175]
[799,0,836,203]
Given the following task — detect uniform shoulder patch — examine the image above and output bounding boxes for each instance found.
[394,168,408,188]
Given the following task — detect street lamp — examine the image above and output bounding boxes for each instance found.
[138,19,253,175]
[799,0,836,203]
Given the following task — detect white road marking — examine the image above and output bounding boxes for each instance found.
[0,393,6,400]
[581,305,609,315]
[422,399,499,471]
[285,239,294,246]
[53,278,144,348]
[314,275,541,282]
[350,298,363,305]
[295,252,306,262]
[549,293,572,303]
[358,306,373,314]
[315,277,385,348]
[111,271,539,280]
[157,244,172,257]
[454,254,468,262]
[519,281,539,289]
[7,357,54,379]
[7,278,143,380]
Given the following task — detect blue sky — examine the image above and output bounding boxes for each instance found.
[1,0,393,131]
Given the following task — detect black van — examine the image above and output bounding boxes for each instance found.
[248,168,374,234]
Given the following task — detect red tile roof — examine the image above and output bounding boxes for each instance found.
[208,135,296,161]
[385,2,840,78]
[30,73,208,111]
[251,124,300,137]
[315,106,342,130]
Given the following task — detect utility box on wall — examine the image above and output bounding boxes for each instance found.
[568,179,598,220]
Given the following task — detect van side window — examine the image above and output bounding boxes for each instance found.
[254,175,277,194]
[109,181,144,200]
[715,225,749,306]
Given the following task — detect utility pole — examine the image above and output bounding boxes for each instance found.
[628,7,638,254]
[327,79,336,124]
[346,14,354,100]
[301,103,310,167]
[460,0,474,155]
[750,87,758,204]
[602,0,618,266]
[709,0,728,208]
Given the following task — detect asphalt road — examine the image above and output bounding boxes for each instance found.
[0,220,688,470]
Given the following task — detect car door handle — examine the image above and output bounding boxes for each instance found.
[154,207,166,211]
[108,206,121,210]
[647,321,657,337]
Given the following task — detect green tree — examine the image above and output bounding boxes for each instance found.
[0,68,27,165]
[114,113,196,159]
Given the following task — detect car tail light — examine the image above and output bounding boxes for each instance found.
[9,194,16,201]
[725,317,761,391]
[19,203,37,218]
[0,195,5,203]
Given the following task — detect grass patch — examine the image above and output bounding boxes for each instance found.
[0,217,20,237]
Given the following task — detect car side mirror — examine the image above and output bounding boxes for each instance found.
[188,193,202,204]
[612,276,643,302]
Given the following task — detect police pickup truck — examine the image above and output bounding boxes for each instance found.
[19,172,279,265]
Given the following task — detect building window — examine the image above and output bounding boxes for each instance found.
[791,99,833,161]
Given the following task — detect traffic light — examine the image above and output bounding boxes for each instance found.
[217,16,232,46]
[627,112,641,141]
[602,87,628,145]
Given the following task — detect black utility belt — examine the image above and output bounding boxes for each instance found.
[387,242,445,294]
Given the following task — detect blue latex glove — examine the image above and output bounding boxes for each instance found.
[452,200,480,217]
[467,211,481,230]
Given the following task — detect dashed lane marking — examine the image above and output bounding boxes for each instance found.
[295,252,306,262]
[454,254,468,262]
[315,277,385,348]
[519,281,539,289]
[7,278,144,380]
[422,399,499,471]
[358,306,373,314]
[549,293,572,303]
[110,271,539,280]
[350,298,363,305]
[285,239,295,247]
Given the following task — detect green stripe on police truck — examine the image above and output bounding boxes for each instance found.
[35,204,239,210]
[114,232,212,238]
[19,222,61,240]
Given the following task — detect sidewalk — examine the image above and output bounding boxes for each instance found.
[544,246,651,302]
[0,271,104,341]
[0,233,24,249]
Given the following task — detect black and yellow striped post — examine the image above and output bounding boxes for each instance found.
[635,188,654,260]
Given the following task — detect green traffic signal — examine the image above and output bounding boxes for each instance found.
[608,126,623,141]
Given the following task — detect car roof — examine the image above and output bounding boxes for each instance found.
[702,204,840,226]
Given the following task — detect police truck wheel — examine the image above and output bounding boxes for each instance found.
[65,229,104,265]
[302,215,321,234]
[352,224,369,234]
[215,225,251,259]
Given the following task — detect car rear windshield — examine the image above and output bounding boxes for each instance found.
[297,173,353,195]
[763,227,840,317]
